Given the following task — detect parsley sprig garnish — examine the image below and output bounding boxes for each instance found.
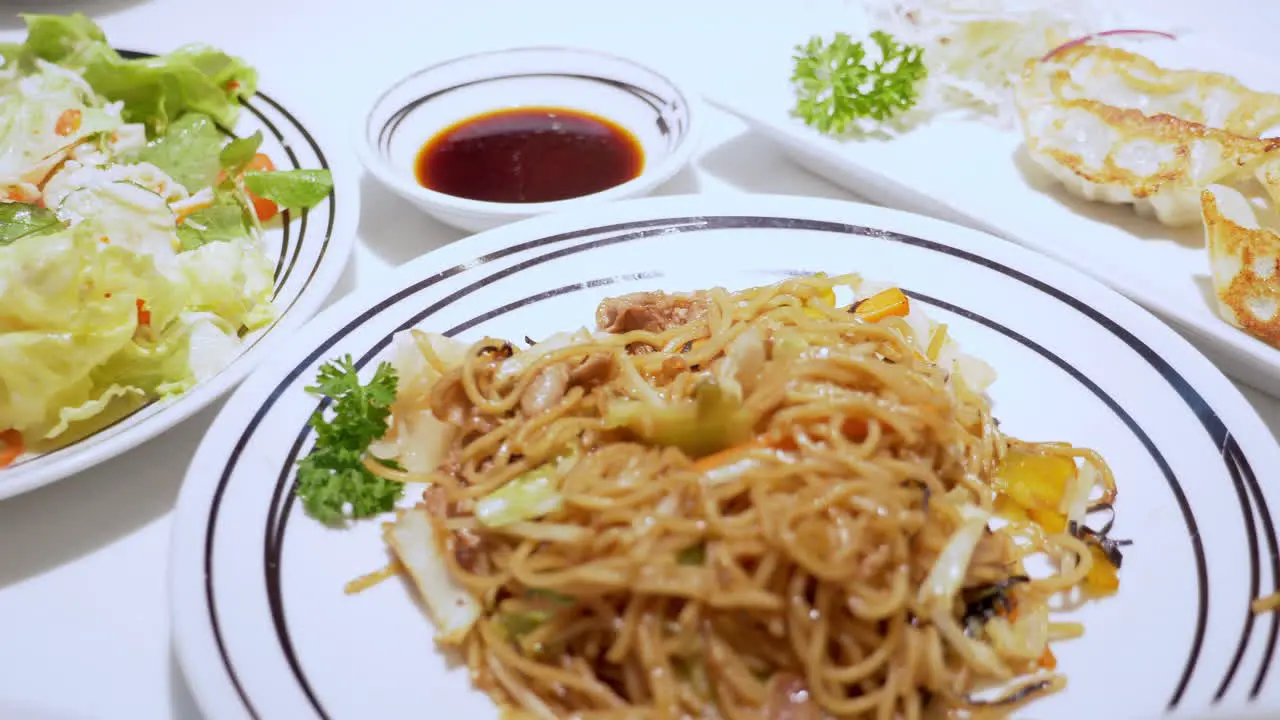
[295,355,402,525]
[791,31,928,135]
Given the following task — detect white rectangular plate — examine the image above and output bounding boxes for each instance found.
[710,30,1280,395]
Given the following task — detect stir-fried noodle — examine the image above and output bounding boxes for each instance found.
[362,274,1126,719]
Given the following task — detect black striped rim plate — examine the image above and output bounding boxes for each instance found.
[0,50,359,501]
[169,195,1280,720]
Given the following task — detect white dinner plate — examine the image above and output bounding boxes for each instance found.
[708,29,1280,398]
[0,49,359,501]
[170,195,1280,719]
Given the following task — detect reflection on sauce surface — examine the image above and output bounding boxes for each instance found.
[415,106,645,204]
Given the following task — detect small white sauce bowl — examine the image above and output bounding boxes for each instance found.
[357,46,703,234]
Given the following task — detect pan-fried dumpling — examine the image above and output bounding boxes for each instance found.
[1202,184,1280,346]
[1014,43,1280,227]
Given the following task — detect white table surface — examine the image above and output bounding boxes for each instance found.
[1,1,1278,718]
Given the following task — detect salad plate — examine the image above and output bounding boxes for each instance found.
[708,17,1280,397]
[0,17,358,499]
[170,194,1280,719]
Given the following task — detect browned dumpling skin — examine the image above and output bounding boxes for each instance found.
[1014,43,1280,227]
[1203,184,1280,347]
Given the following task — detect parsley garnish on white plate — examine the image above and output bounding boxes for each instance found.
[790,31,927,134]
[295,356,403,525]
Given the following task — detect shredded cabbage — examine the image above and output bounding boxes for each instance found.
[476,462,568,528]
[385,507,481,644]
[366,330,467,473]
[919,502,991,609]
[0,61,123,188]
[861,0,1117,125]
[0,214,274,439]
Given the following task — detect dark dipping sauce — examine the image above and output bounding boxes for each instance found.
[415,106,645,204]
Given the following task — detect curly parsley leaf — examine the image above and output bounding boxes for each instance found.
[295,355,402,525]
[791,31,927,135]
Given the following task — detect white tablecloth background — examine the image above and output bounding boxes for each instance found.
[1,1,1277,717]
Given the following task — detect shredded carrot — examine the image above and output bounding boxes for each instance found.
[136,298,151,327]
[244,153,280,222]
[5,186,40,204]
[853,288,910,322]
[54,108,82,136]
[693,420,866,473]
[225,80,241,93]
[692,437,774,473]
[1038,646,1058,670]
[0,429,24,468]
[174,199,213,224]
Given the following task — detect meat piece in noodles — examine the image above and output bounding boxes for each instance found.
[429,367,498,435]
[519,363,570,416]
[596,291,709,334]
[569,352,614,386]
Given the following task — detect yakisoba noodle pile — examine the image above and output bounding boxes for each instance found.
[361,273,1128,719]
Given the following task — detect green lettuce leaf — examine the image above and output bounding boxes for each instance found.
[0,216,270,439]
[243,169,333,211]
[88,322,198,397]
[0,42,26,68]
[176,188,254,251]
[133,113,225,192]
[0,203,66,245]
[219,130,263,175]
[20,13,104,66]
[176,236,276,331]
[18,13,258,134]
[80,46,257,134]
[0,225,194,439]
[76,107,126,137]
